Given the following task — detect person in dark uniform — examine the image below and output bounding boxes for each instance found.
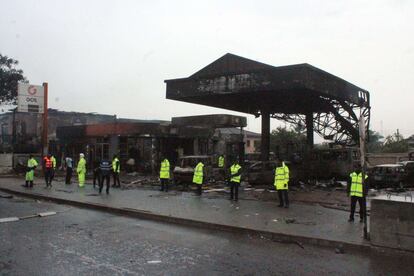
[99,159,112,194]
[65,155,73,184]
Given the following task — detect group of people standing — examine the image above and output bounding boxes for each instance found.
[24,153,120,194]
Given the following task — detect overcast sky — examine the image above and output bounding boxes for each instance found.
[1,0,413,140]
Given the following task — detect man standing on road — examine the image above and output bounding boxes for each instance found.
[43,154,53,188]
[77,153,86,188]
[347,164,368,222]
[229,159,242,201]
[65,155,73,184]
[112,155,121,188]
[193,160,204,196]
[25,155,38,188]
[50,154,57,183]
[274,158,289,208]
[99,159,111,194]
[159,156,170,192]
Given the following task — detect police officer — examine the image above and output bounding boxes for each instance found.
[25,155,38,188]
[99,159,112,194]
[229,159,242,201]
[159,156,170,192]
[274,158,289,208]
[77,153,86,188]
[193,160,204,196]
[43,154,53,188]
[112,155,120,188]
[347,164,368,222]
[50,154,57,182]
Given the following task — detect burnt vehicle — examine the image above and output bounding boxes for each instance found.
[397,161,414,187]
[369,164,407,189]
[247,161,296,186]
[173,155,220,185]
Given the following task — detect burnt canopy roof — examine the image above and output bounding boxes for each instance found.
[165,53,368,115]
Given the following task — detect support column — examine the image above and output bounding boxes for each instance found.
[109,135,119,159]
[261,110,270,161]
[239,127,245,164]
[306,112,314,148]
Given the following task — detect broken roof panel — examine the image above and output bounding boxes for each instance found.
[172,114,247,128]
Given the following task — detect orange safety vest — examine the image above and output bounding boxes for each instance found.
[44,157,53,169]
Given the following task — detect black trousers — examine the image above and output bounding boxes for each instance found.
[65,167,73,184]
[44,169,53,187]
[50,169,55,181]
[160,178,169,192]
[196,184,202,195]
[230,181,240,201]
[277,190,289,207]
[99,174,110,194]
[113,172,120,187]
[93,170,100,187]
[350,196,365,220]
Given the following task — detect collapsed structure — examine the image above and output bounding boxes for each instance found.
[165,53,371,161]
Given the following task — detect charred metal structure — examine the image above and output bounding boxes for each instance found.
[165,53,370,161]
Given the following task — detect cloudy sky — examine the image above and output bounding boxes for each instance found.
[1,0,413,140]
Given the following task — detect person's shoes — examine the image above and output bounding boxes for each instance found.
[348,218,354,222]
[360,218,364,223]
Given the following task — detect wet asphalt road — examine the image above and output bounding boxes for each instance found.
[1,194,414,275]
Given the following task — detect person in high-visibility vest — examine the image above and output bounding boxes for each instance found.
[159,156,170,192]
[112,155,121,188]
[229,159,242,201]
[274,158,289,208]
[43,154,53,188]
[347,165,368,222]
[218,155,225,168]
[50,155,57,182]
[193,161,204,196]
[77,153,87,188]
[25,155,38,188]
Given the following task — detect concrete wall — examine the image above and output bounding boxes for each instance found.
[367,153,408,166]
[370,199,414,251]
[0,154,13,174]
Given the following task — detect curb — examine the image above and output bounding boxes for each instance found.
[0,186,391,254]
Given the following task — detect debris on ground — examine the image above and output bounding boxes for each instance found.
[335,245,345,254]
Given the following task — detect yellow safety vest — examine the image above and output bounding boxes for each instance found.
[77,157,86,174]
[193,162,204,185]
[230,164,242,183]
[112,158,120,173]
[218,156,224,168]
[160,159,170,179]
[51,156,56,168]
[274,164,289,190]
[27,158,38,169]
[350,172,367,197]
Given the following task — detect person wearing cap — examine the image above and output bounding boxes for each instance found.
[274,158,290,208]
[77,153,87,188]
[347,164,369,222]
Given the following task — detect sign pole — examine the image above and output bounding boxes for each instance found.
[42,82,48,157]
[359,110,368,240]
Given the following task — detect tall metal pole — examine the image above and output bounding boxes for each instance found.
[42,82,48,157]
[359,110,368,240]
[260,109,270,161]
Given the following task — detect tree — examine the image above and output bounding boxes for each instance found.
[0,54,27,105]
[367,130,384,153]
[382,130,408,153]
[269,126,306,158]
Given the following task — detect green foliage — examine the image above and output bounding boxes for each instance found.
[381,130,408,153]
[367,130,384,153]
[269,126,306,158]
[0,54,27,105]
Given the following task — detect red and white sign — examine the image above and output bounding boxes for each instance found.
[17,83,45,113]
